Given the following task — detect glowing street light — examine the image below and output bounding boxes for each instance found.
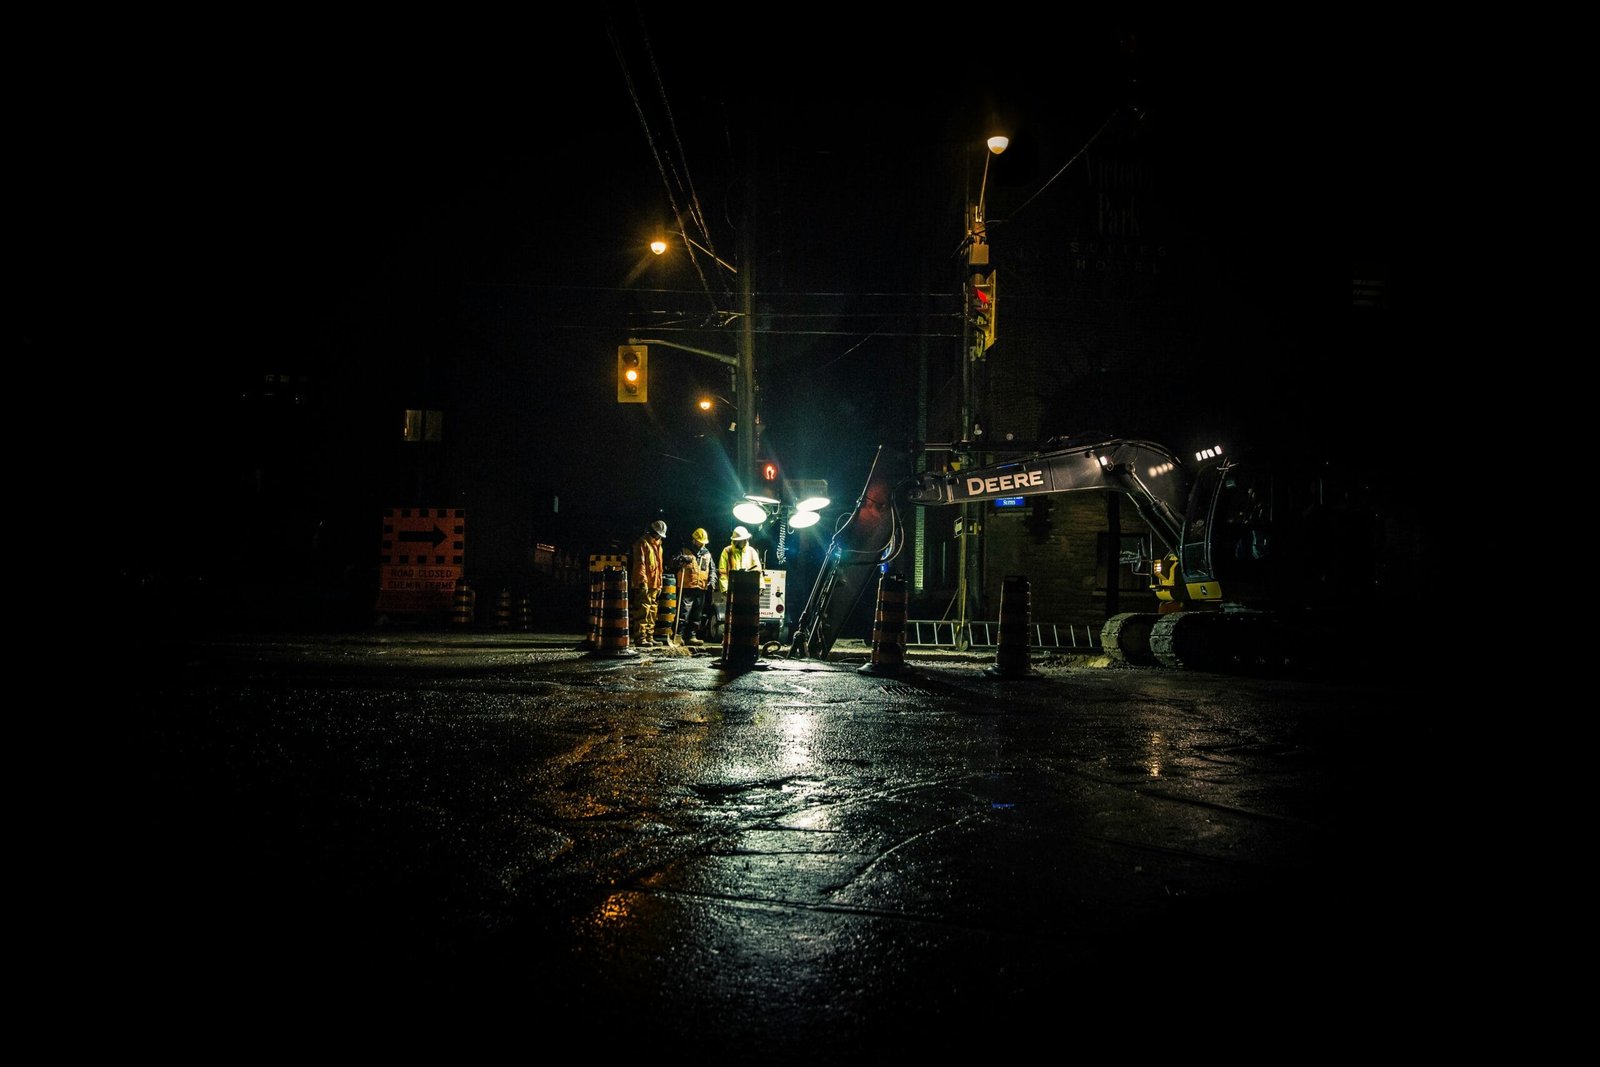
[641,230,756,487]
[693,393,737,435]
[650,231,737,273]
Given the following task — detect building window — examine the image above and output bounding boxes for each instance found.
[403,409,443,443]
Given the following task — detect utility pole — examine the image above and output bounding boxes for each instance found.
[739,132,759,491]
[639,133,759,497]
[956,135,1007,650]
[739,220,756,489]
[956,207,985,650]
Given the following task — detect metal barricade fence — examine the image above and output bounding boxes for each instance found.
[904,620,1103,651]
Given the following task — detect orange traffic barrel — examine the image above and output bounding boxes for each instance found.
[719,570,762,669]
[656,574,678,643]
[494,587,512,628]
[986,575,1035,678]
[452,581,474,627]
[590,567,636,656]
[859,572,910,676]
[517,594,532,631]
[588,570,605,647]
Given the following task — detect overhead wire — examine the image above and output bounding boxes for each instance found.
[992,106,1125,232]
[606,2,733,313]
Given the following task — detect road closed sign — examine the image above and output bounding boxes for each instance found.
[376,507,465,615]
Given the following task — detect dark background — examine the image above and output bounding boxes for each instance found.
[32,10,1430,621]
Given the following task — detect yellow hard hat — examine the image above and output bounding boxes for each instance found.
[692,528,708,544]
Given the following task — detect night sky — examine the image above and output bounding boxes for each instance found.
[43,11,1426,599]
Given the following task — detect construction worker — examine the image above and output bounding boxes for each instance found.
[630,519,667,647]
[673,527,715,647]
[720,527,761,643]
[717,525,762,604]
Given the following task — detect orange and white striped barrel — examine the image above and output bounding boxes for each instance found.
[986,575,1034,678]
[858,572,909,676]
[452,580,474,627]
[591,567,635,656]
[720,570,761,668]
[655,574,678,642]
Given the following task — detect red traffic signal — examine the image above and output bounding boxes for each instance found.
[971,271,996,350]
[758,460,779,483]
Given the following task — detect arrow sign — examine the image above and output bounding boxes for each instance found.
[398,526,447,548]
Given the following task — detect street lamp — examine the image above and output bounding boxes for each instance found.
[695,393,737,435]
[975,135,1009,231]
[956,132,1009,650]
[644,231,757,488]
[652,231,738,274]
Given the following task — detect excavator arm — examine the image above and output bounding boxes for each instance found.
[786,445,911,661]
[900,438,1193,552]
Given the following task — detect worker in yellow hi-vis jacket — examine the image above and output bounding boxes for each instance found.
[716,525,762,622]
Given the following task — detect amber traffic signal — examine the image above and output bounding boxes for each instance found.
[617,345,648,403]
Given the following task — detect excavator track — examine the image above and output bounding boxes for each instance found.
[1100,612,1161,666]
[1145,609,1354,675]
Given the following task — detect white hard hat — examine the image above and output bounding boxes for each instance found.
[730,526,751,542]
[649,520,667,538]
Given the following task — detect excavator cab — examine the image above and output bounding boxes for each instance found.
[1178,460,1380,612]
[1148,552,1184,604]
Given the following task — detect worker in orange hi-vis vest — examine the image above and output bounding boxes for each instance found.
[630,519,667,646]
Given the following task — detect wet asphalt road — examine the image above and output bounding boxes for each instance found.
[119,632,1418,1049]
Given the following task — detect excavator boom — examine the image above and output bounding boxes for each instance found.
[786,446,911,661]
[901,438,1194,552]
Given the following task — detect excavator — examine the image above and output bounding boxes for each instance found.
[785,436,1389,674]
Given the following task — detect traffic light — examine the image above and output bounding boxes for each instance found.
[616,345,648,403]
[757,459,780,485]
[970,271,997,352]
